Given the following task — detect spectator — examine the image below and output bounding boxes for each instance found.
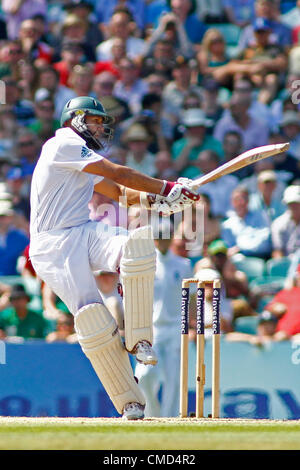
[15,128,40,181]
[263,265,300,340]
[18,18,53,66]
[121,123,156,177]
[171,109,223,179]
[0,39,24,80]
[17,59,40,102]
[158,0,207,44]
[68,64,95,97]
[278,111,300,161]
[0,200,29,276]
[138,38,177,81]
[232,77,276,129]
[221,185,272,259]
[63,0,103,52]
[162,55,202,120]
[46,311,76,343]
[236,17,288,104]
[194,239,249,300]
[95,9,146,62]
[135,223,193,417]
[268,132,300,185]
[271,185,300,258]
[3,77,35,126]
[196,28,231,86]
[55,13,96,62]
[195,149,239,218]
[29,91,60,141]
[94,37,126,79]
[214,93,270,151]
[153,149,177,180]
[53,41,86,87]
[226,309,284,345]
[1,0,47,40]
[222,130,250,180]
[95,0,147,35]
[240,157,287,201]
[0,283,49,340]
[92,71,117,100]
[249,170,286,224]
[198,193,221,251]
[142,11,194,60]
[223,0,255,27]
[121,92,173,153]
[36,66,76,120]
[238,0,292,51]
[200,77,224,131]
[113,57,148,114]
[5,166,31,223]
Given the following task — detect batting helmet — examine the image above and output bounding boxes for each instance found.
[60,96,114,150]
[60,96,114,127]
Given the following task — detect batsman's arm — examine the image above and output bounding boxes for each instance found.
[84,158,168,196]
[93,177,143,206]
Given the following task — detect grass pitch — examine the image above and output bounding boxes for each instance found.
[0,417,300,450]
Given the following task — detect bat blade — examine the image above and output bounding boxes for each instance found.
[191,143,290,191]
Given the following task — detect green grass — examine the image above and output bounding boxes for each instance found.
[1,418,300,450]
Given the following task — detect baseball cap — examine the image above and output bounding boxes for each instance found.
[9,284,30,301]
[257,170,277,183]
[253,17,272,32]
[283,185,300,204]
[182,109,212,128]
[6,167,24,181]
[207,239,228,256]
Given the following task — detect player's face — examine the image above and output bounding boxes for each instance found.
[85,115,105,139]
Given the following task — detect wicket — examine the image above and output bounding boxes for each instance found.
[180,278,221,419]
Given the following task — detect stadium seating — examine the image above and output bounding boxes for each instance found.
[234,315,260,335]
[265,257,291,278]
[249,275,286,296]
[232,256,266,282]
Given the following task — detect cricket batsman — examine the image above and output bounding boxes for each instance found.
[29,96,199,420]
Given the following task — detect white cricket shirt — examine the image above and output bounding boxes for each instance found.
[30,127,104,235]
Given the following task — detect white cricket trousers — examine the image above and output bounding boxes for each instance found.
[29,221,129,315]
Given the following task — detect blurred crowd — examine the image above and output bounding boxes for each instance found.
[1,0,300,353]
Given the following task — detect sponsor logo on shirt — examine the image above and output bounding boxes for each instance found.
[81,146,93,159]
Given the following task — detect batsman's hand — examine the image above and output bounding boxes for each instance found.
[165,177,200,205]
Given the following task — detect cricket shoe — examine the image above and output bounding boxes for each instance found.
[134,340,158,365]
[122,402,145,420]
